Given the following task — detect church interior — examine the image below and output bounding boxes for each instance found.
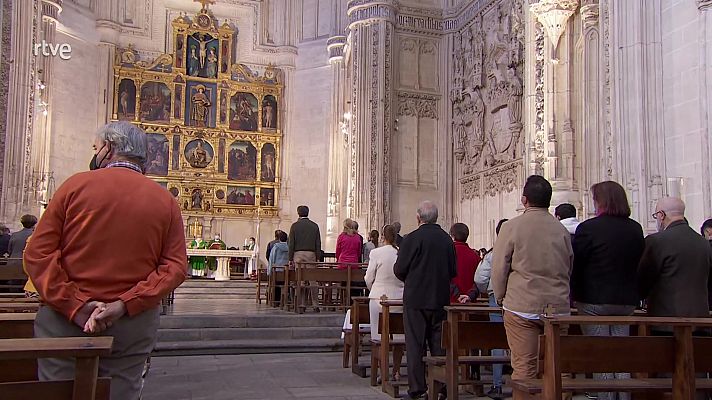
[1,0,712,399]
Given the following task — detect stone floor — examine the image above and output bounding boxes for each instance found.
[142,352,393,400]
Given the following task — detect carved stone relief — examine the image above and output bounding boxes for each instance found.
[451,0,525,196]
[398,36,439,92]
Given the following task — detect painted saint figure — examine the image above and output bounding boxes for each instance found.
[191,188,203,210]
[188,46,199,77]
[191,86,211,127]
[189,141,209,168]
[263,101,274,128]
[206,48,218,78]
[119,90,129,117]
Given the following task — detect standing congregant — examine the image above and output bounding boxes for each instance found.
[288,205,322,312]
[449,222,480,303]
[638,197,712,323]
[7,214,37,269]
[394,201,456,400]
[23,121,187,400]
[491,175,573,394]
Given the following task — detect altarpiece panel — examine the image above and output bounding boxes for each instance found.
[111,4,283,219]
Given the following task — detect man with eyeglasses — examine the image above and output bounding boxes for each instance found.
[638,197,712,325]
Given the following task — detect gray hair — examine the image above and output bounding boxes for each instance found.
[96,121,148,165]
[417,201,438,224]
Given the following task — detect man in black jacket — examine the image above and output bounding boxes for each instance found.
[394,201,457,400]
[288,206,322,312]
[639,197,712,324]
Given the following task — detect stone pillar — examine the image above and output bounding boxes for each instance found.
[529,0,579,205]
[345,0,396,231]
[28,0,62,209]
[698,0,712,217]
[0,0,39,227]
[611,0,666,229]
[326,35,347,243]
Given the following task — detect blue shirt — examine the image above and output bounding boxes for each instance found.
[268,241,289,274]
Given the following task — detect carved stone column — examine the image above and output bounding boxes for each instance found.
[27,0,62,209]
[326,35,347,243]
[0,0,39,227]
[529,0,579,204]
[345,0,396,230]
[698,0,712,217]
[611,0,666,229]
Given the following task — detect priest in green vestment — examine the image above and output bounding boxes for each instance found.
[188,235,208,277]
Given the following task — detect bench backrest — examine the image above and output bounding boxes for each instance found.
[0,336,113,400]
[442,320,508,352]
[0,264,27,280]
[350,299,370,325]
[378,310,404,335]
[0,313,36,382]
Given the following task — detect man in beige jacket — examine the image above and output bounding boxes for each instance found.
[491,175,573,390]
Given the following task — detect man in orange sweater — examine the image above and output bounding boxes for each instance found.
[24,121,187,400]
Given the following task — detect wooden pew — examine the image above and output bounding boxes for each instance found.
[0,336,113,400]
[370,298,406,397]
[0,302,40,313]
[293,262,367,313]
[0,262,27,292]
[342,296,370,375]
[255,266,269,304]
[0,313,36,384]
[267,266,286,308]
[510,316,712,400]
[423,305,509,400]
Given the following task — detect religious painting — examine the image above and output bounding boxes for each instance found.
[174,85,183,119]
[260,143,276,182]
[226,186,256,206]
[117,79,136,120]
[175,35,185,68]
[229,92,258,131]
[219,91,228,125]
[260,188,275,207]
[218,138,225,173]
[186,82,216,128]
[145,134,169,176]
[221,41,230,74]
[172,134,181,170]
[227,141,257,180]
[187,32,219,78]
[262,95,277,130]
[190,188,205,210]
[139,82,171,123]
[184,139,214,168]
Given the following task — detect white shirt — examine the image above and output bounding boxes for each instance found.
[364,245,403,300]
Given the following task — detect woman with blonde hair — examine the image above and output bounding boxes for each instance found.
[336,218,361,269]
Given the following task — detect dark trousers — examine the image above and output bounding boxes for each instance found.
[403,306,446,397]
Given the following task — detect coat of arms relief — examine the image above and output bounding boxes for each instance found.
[452,0,525,199]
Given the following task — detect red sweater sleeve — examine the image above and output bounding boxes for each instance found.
[119,201,187,316]
[335,234,343,261]
[24,183,91,321]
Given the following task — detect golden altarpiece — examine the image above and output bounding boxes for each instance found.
[111,3,282,232]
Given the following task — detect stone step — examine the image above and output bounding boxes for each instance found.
[179,280,255,288]
[153,338,343,356]
[174,287,255,295]
[157,326,343,342]
[159,314,344,329]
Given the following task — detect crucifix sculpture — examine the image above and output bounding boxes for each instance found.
[194,0,215,11]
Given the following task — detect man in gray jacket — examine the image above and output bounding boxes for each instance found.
[491,175,573,389]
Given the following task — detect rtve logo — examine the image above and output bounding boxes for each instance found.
[33,40,72,60]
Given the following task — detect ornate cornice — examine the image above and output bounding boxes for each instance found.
[700,0,712,10]
[41,0,62,22]
[581,4,599,29]
[530,0,579,50]
[347,0,398,29]
[327,36,347,64]
[397,91,439,119]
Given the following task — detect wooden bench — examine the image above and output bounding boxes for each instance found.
[255,266,269,304]
[0,262,27,292]
[0,302,40,313]
[0,336,113,400]
[510,316,712,400]
[370,298,406,398]
[293,262,366,313]
[343,296,370,374]
[424,305,510,400]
